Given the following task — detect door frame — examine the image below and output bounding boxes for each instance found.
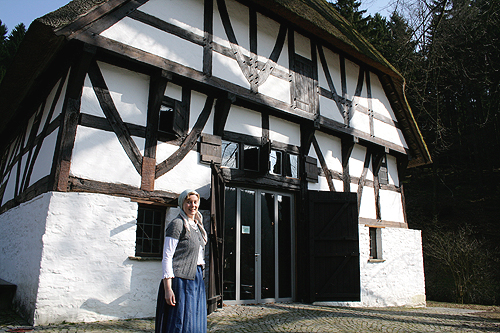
[223,186,296,305]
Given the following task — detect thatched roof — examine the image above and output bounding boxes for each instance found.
[0,0,431,166]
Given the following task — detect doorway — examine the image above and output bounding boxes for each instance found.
[223,187,295,304]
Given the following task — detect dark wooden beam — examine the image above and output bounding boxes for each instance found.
[203,0,214,76]
[128,10,205,46]
[68,176,177,205]
[214,93,236,137]
[51,45,96,192]
[56,0,149,38]
[146,69,171,159]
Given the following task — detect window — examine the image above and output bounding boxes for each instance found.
[270,149,299,178]
[135,205,166,257]
[221,140,260,172]
[378,155,389,185]
[243,145,260,171]
[369,227,384,262]
[158,97,188,138]
[222,140,299,178]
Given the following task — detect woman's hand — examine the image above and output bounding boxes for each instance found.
[163,278,175,306]
[165,288,176,306]
[163,278,176,306]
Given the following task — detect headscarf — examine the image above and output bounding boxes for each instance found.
[178,189,207,244]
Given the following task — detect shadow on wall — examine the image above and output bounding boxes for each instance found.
[80,196,212,321]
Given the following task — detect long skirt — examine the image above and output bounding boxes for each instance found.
[155,266,207,333]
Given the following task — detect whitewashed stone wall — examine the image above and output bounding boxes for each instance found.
[0,193,53,323]
[0,192,166,325]
[316,226,426,308]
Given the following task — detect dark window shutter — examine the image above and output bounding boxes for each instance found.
[200,134,222,164]
[172,100,188,137]
[305,156,319,183]
[294,55,314,113]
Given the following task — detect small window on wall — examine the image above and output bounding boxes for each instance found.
[158,97,188,138]
[221,140,261,172]
[136,205,166,257]
[378,155,389,185]
[243,145,260,171]
[270,150,299,178]
[369,227,384,262]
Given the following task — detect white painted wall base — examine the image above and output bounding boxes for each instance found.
[315,226,426,308]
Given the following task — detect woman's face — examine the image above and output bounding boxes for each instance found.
[182,194,199,219]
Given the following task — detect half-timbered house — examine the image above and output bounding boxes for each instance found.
[0,0,431,325]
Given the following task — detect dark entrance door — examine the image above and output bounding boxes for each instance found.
[307,191,360,302]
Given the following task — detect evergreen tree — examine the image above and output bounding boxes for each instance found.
[0,21,26,83]
[329,0,371,36]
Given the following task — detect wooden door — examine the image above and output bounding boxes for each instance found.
[308,191,360,302]
[207,163,225,314]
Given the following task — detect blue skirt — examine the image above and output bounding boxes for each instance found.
[155,266,207,333]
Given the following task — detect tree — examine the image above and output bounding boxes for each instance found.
[0,21,26,83]
[329,0,371,36]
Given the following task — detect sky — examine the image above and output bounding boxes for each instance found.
[0,0,394,34]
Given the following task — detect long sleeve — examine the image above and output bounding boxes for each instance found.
[162,236,179,279]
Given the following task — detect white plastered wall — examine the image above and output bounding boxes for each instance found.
[269,116,300,146]
[256,12,289,69]
[72,62,148,187]
[0,193,53,323]
[225,105,262,137]
[139,0,205,38]
[155,143,212,198]
[101,17,203,71]
[30,192,161,325]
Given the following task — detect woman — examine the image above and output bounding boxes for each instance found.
[155,189,208,333]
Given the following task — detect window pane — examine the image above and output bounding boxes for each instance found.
[240,189,255,300]
[285,154,299,178]
[223,187,237,300]
[136,206,165,257]
[278,195,292,298]
[261,192,275,299]
[369,227,377,259]
[222,141,239,169]
[243,145,259,171]
[270,150,282,175]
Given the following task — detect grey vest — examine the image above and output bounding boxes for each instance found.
[165,215,204,280]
